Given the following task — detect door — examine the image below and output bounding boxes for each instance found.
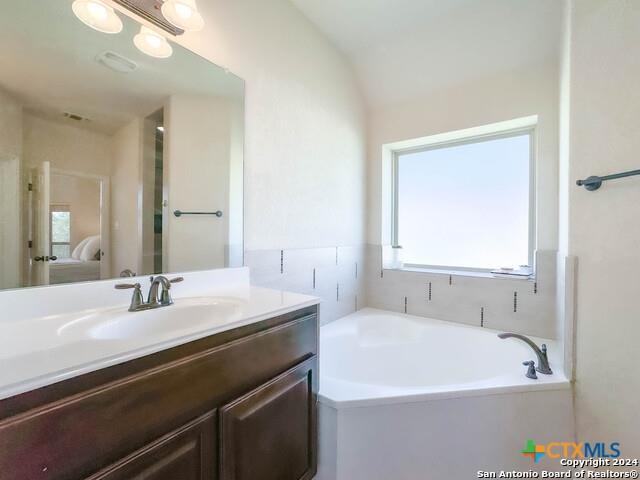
[32,161,51,286]
[219,358,317,480]
[86,411,217,480]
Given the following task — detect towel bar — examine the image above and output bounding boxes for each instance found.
[576,169,640,191]
[173,210,223,218]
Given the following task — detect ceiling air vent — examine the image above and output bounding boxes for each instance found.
[96,51,138,74]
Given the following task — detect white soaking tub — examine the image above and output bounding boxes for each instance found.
[316,308,573,480]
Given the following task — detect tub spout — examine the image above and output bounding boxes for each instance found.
[498,333,552,375]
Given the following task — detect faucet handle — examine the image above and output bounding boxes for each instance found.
[158,277,183,305]
[115,283,144,311]
[115,283,141,290]
[523,361,538,380]
[158,277,182,305]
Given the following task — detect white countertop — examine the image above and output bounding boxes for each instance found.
[0,268,319,400]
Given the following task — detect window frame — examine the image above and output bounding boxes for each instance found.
[50,204,72,258]
[390,126,537,273]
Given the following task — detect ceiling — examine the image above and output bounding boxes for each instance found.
[0,0,243,135]
[290,0,564,108]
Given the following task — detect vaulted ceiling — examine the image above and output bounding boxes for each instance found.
[290,0,564,108]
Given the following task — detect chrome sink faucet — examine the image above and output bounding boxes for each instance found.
[498,332,553,375]
[115,275,184,312]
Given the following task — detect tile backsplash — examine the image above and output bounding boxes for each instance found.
[245,245,557,338]
[365,245,557,338]
[245,246,366,325]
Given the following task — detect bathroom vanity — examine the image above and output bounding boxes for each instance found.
[0,269,319,480]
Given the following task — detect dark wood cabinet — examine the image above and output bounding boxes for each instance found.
[87,410,217,480]
[0,305,318,480]
[220,358,316,480]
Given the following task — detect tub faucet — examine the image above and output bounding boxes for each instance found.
[497,333,553,375]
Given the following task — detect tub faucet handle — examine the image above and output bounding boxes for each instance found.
[523,361,538,380]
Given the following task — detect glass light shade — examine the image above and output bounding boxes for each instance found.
[72,0,123,34]
[161,0,204,32]
[133,26,173,59]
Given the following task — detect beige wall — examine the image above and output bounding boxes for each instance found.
[563,0,640,452]
[0,88,22,289]
[110,118,141,277]
[0,87,22,159]
[22,114,112,175]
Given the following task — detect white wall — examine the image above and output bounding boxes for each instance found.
[564,0,640,452]
[111,119,141,276]
[108,0,367,252]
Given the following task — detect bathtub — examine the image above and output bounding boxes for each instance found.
[316,308,573,480]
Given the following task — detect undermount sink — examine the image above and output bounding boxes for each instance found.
[58,297,244,341]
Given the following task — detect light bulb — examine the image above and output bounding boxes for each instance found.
[161,0,204,32]
[133,26,173,59]
[174,3,193,19]
[87,2,108,20]
[72,0,123,34]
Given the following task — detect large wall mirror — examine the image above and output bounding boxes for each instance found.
[0,1,244,291]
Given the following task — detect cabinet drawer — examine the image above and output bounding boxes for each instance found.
[220,357,317,480]
[0,314,317,480]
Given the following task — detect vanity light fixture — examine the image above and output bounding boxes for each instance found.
[161,0,204,32]
[72,0,123,34]
[134,26,173,58]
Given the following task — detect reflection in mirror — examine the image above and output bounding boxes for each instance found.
[0,0,244,291]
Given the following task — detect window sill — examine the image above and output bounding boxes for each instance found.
[383,265,534,281]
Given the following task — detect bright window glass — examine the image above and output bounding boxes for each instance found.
[395,132,532,270]
[51,208,71,258]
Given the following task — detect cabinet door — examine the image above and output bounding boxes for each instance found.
[87,411,217,480]
[220,357,317,480]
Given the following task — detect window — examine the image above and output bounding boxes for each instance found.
[50,206,71,258]
[392,128,534,271]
